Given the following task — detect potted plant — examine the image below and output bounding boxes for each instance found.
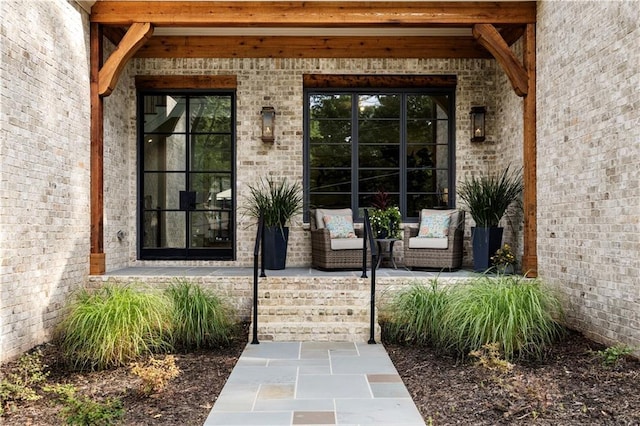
[369,189,402,239]
[245,177,303,270]
[457,166,523,272]
[491,243,517,274]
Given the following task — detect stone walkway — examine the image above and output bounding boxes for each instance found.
[203,342,425,426]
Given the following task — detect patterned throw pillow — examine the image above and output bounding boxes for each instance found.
[417,213,451,238]
[323,214,356,239]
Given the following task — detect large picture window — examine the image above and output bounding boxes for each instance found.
[138,91,235,260]
[304,85,455,222]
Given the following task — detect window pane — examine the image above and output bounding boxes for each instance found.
[358,170,399,193]
[310,193,352,210]
[359,144,399,168]
[190,96,232,132]
[144,96,186,133]
[309,119,351,144]
[407,119,435,144]
[310,94,352,119]
[310,144,351,167]
[143,173,185,210]
[358,94,399,119]
[407,170,436,192]
[358,120,400,144]
[309,169,351,193]
[143,211,185,248]
[190,173,231,208]
[191,135,232,171]
[407,95,435,119]
[144,134,186,171]
[358,193,399,210]
[407,194,441,217]
[406,144,435,168]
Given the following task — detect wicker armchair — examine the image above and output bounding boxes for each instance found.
[403,209,465,271]
[310,208,368,270]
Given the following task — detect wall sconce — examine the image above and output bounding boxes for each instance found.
[470,106,486,142]
[260,106,275,143]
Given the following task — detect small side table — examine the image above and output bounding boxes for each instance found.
[375,238,399,269]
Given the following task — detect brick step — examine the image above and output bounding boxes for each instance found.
[256,307,370,323]
[252,321,381,343]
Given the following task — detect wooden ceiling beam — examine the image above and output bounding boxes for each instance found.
[473,23,527,96]
[98,22,154,96]
[91,1,536,27]
[135,35,492,59]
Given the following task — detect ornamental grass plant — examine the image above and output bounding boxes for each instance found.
[382,276,564,361]
[381,280,450,346]
[57,285,173,370]
[165,280,237,350]
[244,177,303,229]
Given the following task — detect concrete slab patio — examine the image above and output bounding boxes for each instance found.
[204,341,426,426]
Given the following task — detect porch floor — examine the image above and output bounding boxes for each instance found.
[103,265,477,279]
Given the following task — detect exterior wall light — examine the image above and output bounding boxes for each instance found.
[261,106,275,143]
[470,106,486,142]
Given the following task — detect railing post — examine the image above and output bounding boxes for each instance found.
[363,209,378,344]
[251,216,264,345]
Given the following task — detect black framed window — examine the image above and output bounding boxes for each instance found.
[137,91,235,260]
[304,88,455,222]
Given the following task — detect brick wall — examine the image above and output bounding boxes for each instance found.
[0,0,90,362]
[537,0,640,350]
[113,57,506,269]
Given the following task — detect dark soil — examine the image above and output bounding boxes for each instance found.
[2,328,639,425]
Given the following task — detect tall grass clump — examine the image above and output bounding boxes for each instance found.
[166,280,237,350]
[442,275,564,360]
[381,280,449,346]
[58,285,173,370]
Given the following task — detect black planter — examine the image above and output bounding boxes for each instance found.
[263,226,289,270]
[471,227,504,272]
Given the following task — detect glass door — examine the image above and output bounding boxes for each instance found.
[139,93,235,260]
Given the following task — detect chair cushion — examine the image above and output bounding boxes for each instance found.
[408,236,448,249]
[418,211,451,238]
[330,237,364,250]
[323,214,356,238]
[315,208,352,230]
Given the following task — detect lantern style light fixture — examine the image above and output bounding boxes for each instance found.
[470,106,486,142]
[260,106,276,143]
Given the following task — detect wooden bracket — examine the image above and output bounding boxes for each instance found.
[99,22,153,97]
[473,23,528,97]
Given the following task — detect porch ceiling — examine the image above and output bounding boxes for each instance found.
[91,1,535,59]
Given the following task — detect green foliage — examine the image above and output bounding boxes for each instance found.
[130,355,180,396]
[165,281,237,349]
[369,206,402,239]
[381,281,449,346]
[442,276,564,360]
[58,285,173,370]
[469,343,514,375]
[596,344,634,368]
[45,384,123,426]
[0,350,49,415]
[457,165,524,228]
[244,177,303,228]
[382,276,564,360]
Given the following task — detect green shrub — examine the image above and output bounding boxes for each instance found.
[442,275,564,360]
[58,285,173,370]
[595,344,634,368]
[130,355,180,395]
[381,281,449,346]
[166,280,237,349]
[0,350,49,415]
[44,384,123,426]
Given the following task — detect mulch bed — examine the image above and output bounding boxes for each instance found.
[2,328,639,425]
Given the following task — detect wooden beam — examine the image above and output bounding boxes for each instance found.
[473,23,528,96]
[135,75,238,90]
[522,23,537,277]
[90,22,105,275]
[99,22,154,96]
[135,35,492,59]
[91,1,537,26]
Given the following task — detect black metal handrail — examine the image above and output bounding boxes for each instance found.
[363,209,378,344]
[251,215,265,345]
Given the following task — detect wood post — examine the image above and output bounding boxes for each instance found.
[522,24,537,277]
[90,22,105,275]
